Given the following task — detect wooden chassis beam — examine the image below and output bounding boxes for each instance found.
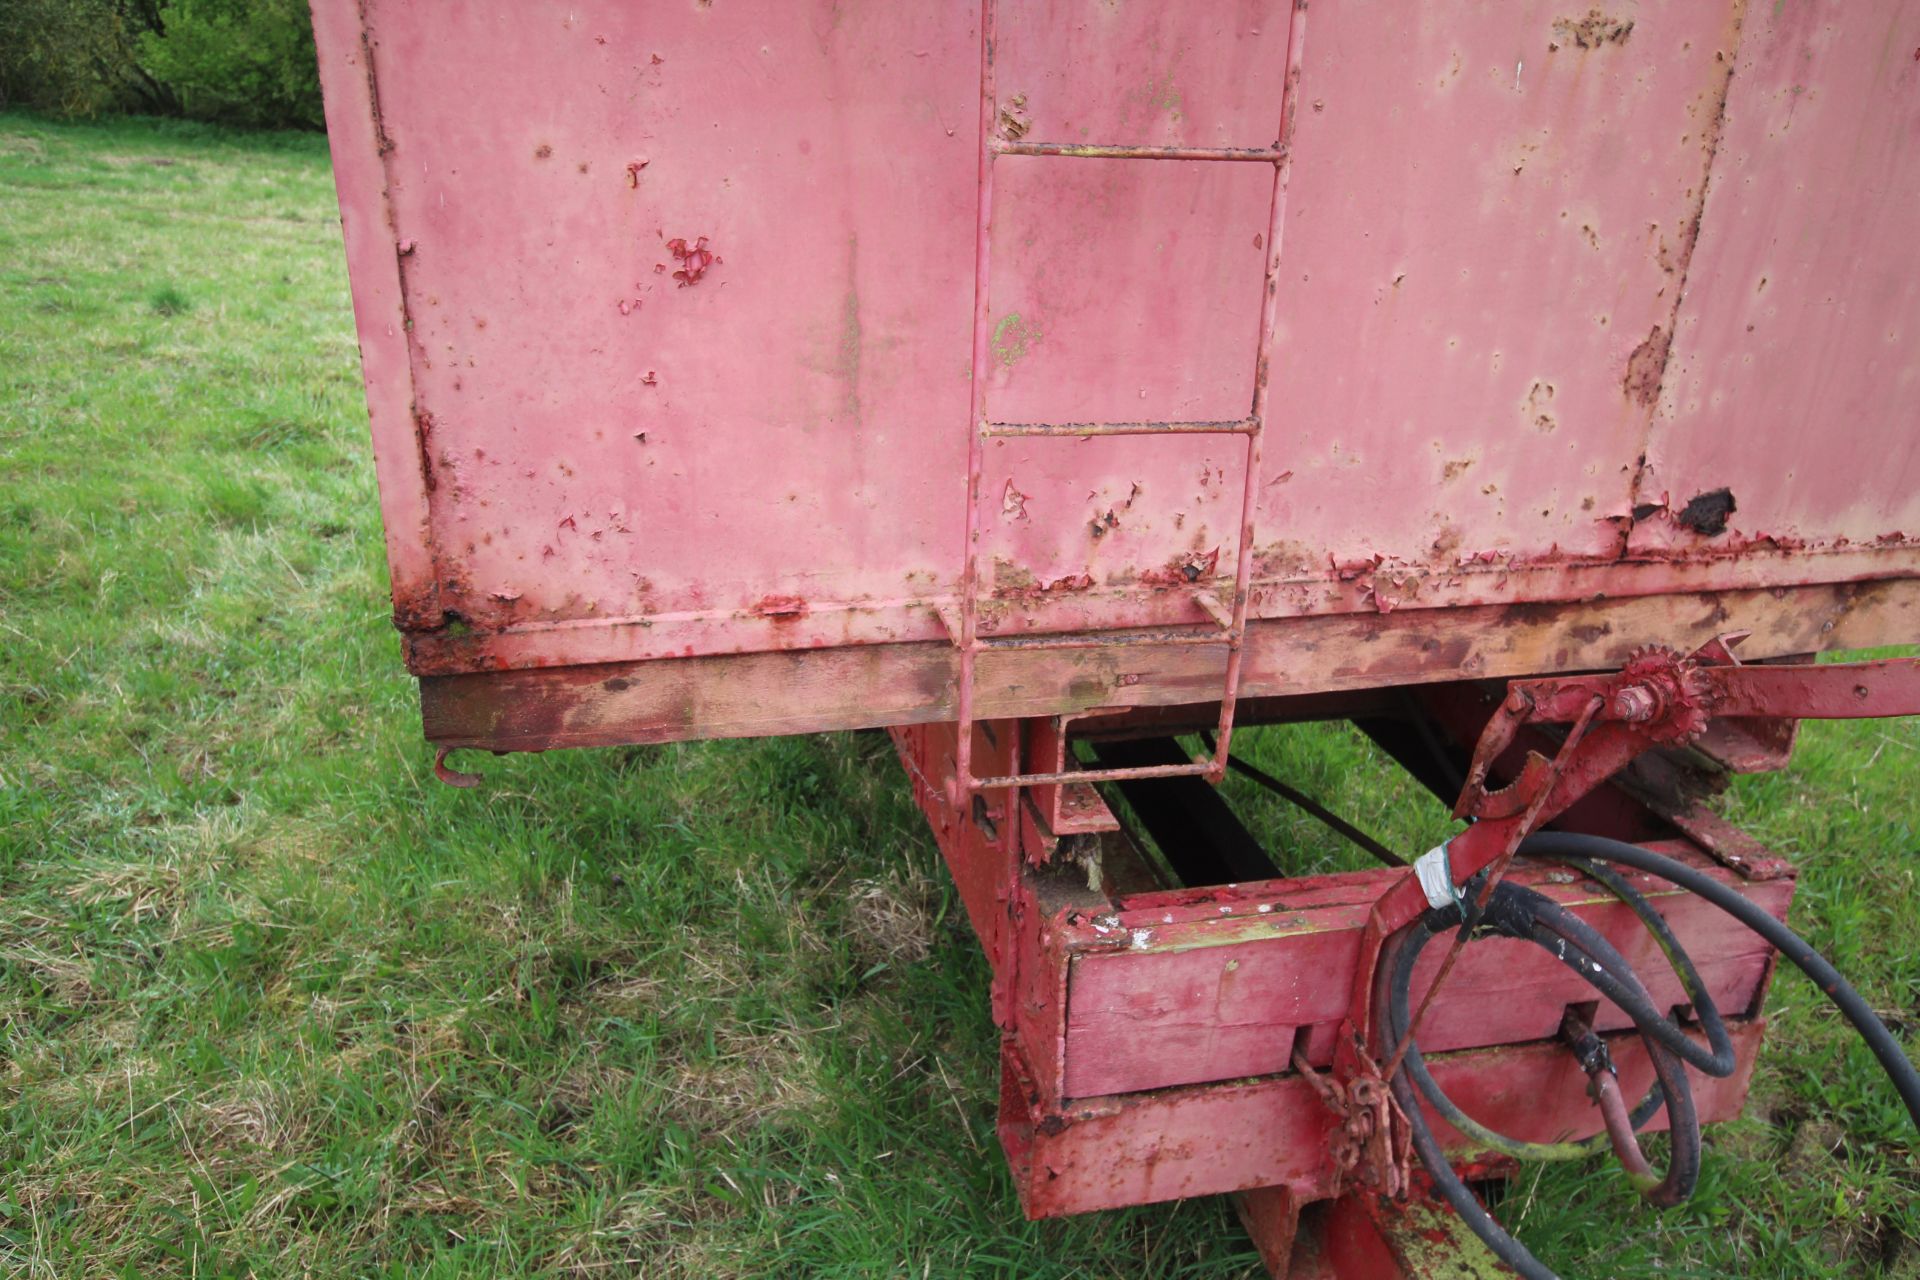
[421,579,1920,753]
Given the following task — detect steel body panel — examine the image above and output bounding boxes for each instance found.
[1261,0,1742,570]
[314,0,1920,742]
[319,1,979,642]
[1635,0,1920,554]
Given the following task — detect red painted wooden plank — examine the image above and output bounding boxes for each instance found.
[1064,856,1788,1098]
[1006,1019,1765,1219]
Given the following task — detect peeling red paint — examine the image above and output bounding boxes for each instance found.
[667,235,716,286]
[1138,547,1221,587]
[751,593,809,620]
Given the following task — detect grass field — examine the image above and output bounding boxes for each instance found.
[2,112,1917,1278]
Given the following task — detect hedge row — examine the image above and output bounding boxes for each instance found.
[0,0,322,130]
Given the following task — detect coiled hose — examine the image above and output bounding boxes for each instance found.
[1376,831,1920,1280]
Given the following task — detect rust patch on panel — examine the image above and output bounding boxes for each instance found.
[1625,0,1750,515]
[1552,9,1635,49]
[1138,548,1221,587]
[667,236,717,286]
[751,593,809,621]
[997,92,1032,142]
[1676,488,1737,537]
[992,558,1098,601]
[411,409,439,493]
[1622,325,1673,405]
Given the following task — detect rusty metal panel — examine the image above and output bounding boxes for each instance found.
[1258,1,1746,580]
[314,1,1920,736]
[317,1,977,654]
[1632,1,1920,554]
[418,578,1920,752]
[1000,1020,1766,1218]
[1060,847,1787,1097]
[311,0,440,630]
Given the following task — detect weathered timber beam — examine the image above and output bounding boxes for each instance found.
[420,579,1920,753]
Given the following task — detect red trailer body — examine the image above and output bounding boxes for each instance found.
[312,2,1920,1273]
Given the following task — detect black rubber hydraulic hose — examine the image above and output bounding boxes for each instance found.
[1380,881,1707,1204]
[1385,853,1741,1170]
[1385,832,1920,1279]
[1376,919,1569,1280]
[1558,856,1738,1078]
[1383,884,1688,1171]
[1522,832,1920,1129]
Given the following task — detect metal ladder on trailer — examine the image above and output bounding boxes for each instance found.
[945,0,1307,804]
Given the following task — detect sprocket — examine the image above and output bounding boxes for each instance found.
[1618,644,1713,744]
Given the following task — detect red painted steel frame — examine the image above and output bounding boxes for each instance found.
[890,714,1790,1240]
[1336,651,1920,1094]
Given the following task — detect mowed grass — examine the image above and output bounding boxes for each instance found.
[1,111,1916,1278]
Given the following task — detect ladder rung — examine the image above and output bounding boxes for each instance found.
[993,140,1285,164]
[972,760,1215,789]
[1192,589,1234,630]
[938,602,1236,649]
[974,626,1235,652]
[983,417,1258,439]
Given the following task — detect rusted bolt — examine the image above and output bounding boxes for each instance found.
[1855,684,1871,699]
[1609,684,1660,722]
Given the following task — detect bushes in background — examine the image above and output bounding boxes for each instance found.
[0,0,323,129]
[138,0,323,129]
[0,0,171,118]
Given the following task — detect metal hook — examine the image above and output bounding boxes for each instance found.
[434,746,482,788]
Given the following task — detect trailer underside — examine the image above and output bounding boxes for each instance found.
[887,673,1812,1274]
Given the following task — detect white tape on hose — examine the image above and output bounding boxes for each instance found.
[1414,843,1461,911]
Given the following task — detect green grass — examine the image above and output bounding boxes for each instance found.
[1,110,1916,1277]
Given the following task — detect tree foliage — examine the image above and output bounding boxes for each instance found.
[140,0,324,129]
[0,0,172,118]
[0,0,322,129]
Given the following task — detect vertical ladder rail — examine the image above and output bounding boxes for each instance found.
[948,0,1307,806]
[949,0,1001,808]
[1209,0,1309,779]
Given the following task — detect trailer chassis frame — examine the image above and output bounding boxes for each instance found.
[892,640,1920,1276]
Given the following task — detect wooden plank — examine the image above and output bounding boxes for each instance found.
[421,578,1920,751]
[1062,860,1789,1099]
[1005,1020,1766,1218]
